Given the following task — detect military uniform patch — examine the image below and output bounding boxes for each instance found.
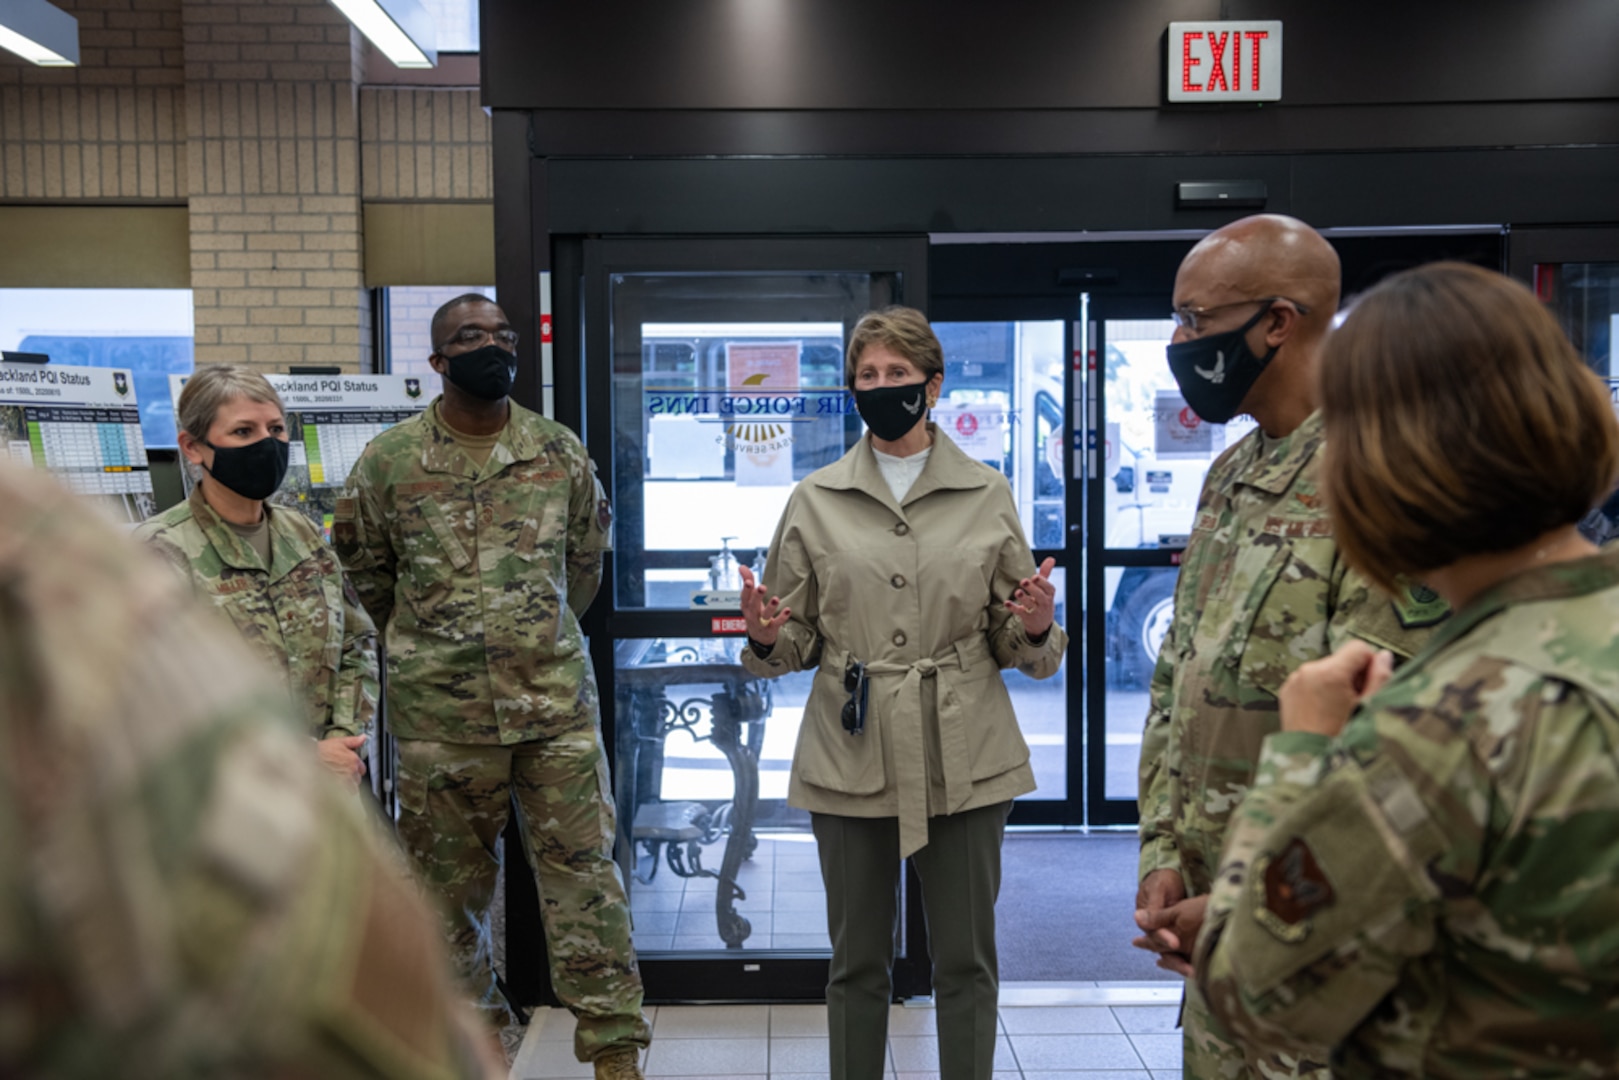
[1251,836,1334,943]
[596,497,613,532]
[1391,582,1448,629]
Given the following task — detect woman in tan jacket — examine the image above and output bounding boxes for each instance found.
[739,306,1067,1080]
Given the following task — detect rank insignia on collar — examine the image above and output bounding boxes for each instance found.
[1391,581,1448,629]
[1251,836,1335,944]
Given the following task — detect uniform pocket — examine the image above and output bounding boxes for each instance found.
[1234,534,1336,697]
[514,490,567,563]
[792,669,887,796]
[399,499,472,622]
[392,740,430,817]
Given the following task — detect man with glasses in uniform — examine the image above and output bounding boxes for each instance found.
[1130,216,1447,1079]
[335,295,650,1080]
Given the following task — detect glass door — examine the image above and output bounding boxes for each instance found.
[1084,299,1257,824]
[931,320,1073,811]
[1509,228,1619,544]
[582,237,932,1001]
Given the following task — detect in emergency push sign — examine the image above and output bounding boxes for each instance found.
[1168,21,1282,103]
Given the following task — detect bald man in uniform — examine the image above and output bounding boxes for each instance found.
[1130,215,1447,1078]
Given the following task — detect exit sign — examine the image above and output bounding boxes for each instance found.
[1168,21,1282,103]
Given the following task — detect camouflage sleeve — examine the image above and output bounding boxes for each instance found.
[1327,563,1449,661]
[1194,722,1449,1052]
[1137,616,1183,883]
[333,455,397,634]
[565,445,611,618]
[190,725,504,1078]
[1,465,503,1080]
[740,499,823,679]
[322,576,379,740]
[135,525,205,595]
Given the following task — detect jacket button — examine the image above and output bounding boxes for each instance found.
[891,574,906,589]
[894,523,910,536]
[892,631,907,647]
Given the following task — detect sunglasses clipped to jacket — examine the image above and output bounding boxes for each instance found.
[841,660,869,735]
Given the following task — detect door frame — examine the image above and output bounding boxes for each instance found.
[519,235,935,1005]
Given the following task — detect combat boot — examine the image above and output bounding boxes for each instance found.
[592,1045,645,1080]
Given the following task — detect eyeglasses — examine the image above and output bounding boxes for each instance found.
[1170,296,1310,334]
[442,326,519,351]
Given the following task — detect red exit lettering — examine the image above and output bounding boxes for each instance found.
[1169,22,1280,102]
[712,616,748,634]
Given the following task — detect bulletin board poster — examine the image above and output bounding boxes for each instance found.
[171,373,427,536]
[1,362,155,521]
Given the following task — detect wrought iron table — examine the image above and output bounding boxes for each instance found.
[614,637,771,948]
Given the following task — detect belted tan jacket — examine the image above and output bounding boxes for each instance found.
[742,426,1067,857]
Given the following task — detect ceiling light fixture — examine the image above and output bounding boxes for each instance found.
[0,0,79,67]
[329,0,437,69]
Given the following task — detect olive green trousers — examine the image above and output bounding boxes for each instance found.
[811,801,1012,1080]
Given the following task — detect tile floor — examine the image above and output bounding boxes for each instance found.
[628,835,832,952]
[511,984,1183,1079]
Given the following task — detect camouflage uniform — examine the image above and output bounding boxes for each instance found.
[1137,412,1445,1079]
[135,486,379,739]
[334,399,648,1062]
[1196,549,1619,1078]
[0,463,500,1080]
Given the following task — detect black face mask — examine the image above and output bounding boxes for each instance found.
[443,343,517,402]
[204,435,289,501]
[1164,304,1279,424]
[854,380,929,442]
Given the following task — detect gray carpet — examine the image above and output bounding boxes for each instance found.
[996,833,1178,982]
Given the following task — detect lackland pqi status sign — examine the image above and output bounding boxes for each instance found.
[1168,21,1282,103]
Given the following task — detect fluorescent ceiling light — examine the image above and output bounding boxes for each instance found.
[0,0,79,67]
[329,0,437,69]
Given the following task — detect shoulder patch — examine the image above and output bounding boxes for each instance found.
[1251,837,1335,944]
[1391,582,1448,630]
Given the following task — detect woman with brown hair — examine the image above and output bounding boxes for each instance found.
[1193,262,1619,1077]
[738,306,1067,1080]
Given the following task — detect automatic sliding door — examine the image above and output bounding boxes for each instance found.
[1086,308,1256,823]
[581,237,931,1001]
[931,320,1071,808]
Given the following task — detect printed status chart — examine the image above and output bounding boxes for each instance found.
[2,363,154,519]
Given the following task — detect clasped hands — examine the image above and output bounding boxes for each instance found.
[1133,640,1395,976]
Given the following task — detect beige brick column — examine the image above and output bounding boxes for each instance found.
[182,0,369,373]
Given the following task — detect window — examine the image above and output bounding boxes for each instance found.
[0,288,194,448]
[420,0,479,52]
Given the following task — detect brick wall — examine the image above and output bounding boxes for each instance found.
[182,0,369,372]
[0,0,186,199]
[0,1,496,377]
[360,88,489,200]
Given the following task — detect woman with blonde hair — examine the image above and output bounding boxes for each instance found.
[1195,263,1619,1077]
[739,306,1067,1080]
[136,364,377,784]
